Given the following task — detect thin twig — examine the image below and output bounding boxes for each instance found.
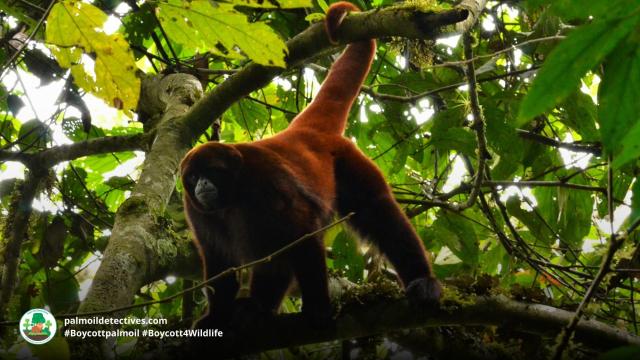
[361,66,539,103]
[0,0,55,81]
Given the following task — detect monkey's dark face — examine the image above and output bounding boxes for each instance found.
[181,143,243,213]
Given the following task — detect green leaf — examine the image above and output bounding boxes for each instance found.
[332,231,364,282]
[305,13,325,22]
[157,0,288,67]
[546,0,632,20]
[600,41,640,167]
[430,127,477,158]
[230,99,270,134]
[597,167,633,217]
[561,92,599,141]
[0,117,19,145]
[432,212,479,266]
[613,121,640,168]
[630,179,640,227]
[316,0,329,12]
[18,119,52,152]
[517,15,639,125]
[485,107,523,179]
[506,196,555,246]
[229,0,312,8]
[556,175,592,248]
[389,142,410,175]
[599,40,640,144]
[46,0,140,112]
[42,269,80,313]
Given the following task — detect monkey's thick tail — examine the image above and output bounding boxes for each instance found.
[289,2,376,135]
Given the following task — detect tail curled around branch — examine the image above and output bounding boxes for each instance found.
[289,2,376,135]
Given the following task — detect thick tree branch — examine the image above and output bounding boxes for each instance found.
[203,294,640,358]
[0,171,44,323]
[180,4,471,140]
[0,133,151,167]
[74,75,203,359]
[36,133,152,167]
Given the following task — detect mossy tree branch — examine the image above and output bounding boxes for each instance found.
[183,294,640,358]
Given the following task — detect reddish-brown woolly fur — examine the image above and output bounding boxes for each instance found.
[180,2,441,330]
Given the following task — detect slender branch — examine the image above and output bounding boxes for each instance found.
[0,0,55,80]
[361,66,538,103]
[516,129,602,156]
[484,180,606,193]
[0,213,353,325]
[454,32,487,211]
[431,35,564,68]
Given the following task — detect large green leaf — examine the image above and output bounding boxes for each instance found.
[157,0,289,67]
[431,212,479,266]
[42,269,80,314]
[630,179,640,227]
[529,0,634,20]
[517,15,639,124]
[430,127,477,158]
[485,107,523,179]
[506,196,555,246]
[18,119,52,152]
[600,41,640,167]
[561,92,599,141]
[597,167,633,217]
[46,0,140,112]
[556,175,592,248]
[230,99,270,135]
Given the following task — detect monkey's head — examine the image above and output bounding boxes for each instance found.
[180,142,244,213]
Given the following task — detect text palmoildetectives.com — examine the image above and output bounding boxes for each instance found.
[63,317,167,326]
[64,329,223,339]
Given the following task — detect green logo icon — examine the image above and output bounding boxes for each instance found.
[19,309,57,345]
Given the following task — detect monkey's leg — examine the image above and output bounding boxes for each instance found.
[250,261,293,314]
[335,146,441,304]
[289,238,332,325]
[193,256,240,329]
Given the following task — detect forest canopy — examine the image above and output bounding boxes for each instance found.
[1,0,640,359]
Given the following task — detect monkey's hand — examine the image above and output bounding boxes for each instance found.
[406,277,442,306]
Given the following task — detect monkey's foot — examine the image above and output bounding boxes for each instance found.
[406,277,442,306]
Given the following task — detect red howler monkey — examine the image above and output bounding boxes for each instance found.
[180,2,441,328]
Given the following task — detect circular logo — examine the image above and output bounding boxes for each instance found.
[19,309,57,345]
